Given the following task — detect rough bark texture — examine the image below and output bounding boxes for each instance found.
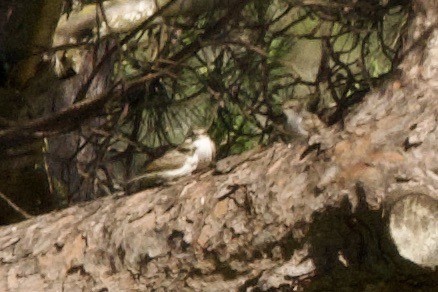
[0,0,437,291]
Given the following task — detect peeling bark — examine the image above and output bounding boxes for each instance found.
[0,0,437,291]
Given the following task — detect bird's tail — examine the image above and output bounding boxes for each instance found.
[125,172,165,192]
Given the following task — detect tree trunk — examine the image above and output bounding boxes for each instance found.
[0,0,63,224]
[0,0,437,290]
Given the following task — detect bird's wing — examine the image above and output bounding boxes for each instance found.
[145,148,193,172]
[178,138,195,152]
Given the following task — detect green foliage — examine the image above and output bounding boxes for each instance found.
[0,0,410,207]
[104,0,408,169]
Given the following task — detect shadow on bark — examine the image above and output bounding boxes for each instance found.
[303,195,436,291]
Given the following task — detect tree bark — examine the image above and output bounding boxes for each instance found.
[0,0,437,290]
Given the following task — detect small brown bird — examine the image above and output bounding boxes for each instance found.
[280,100,328,145]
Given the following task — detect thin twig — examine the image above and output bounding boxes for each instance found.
[0,191,33,219]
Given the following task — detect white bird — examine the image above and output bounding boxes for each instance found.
[127,129,215,190]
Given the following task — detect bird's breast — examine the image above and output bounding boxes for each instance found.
[194,137,215,169]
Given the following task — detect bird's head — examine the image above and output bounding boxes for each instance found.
[282,99,305,114]
[191,128,208,137]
